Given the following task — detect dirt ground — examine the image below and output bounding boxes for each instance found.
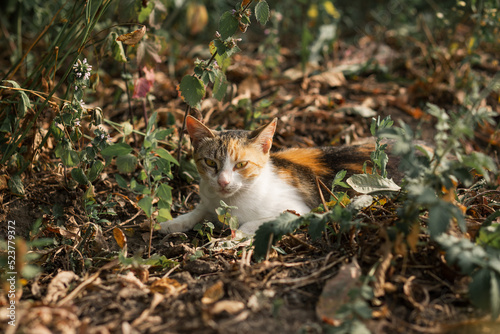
[1,35,500,334]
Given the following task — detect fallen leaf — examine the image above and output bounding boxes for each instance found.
[44,271,79,304]
[202,280,225,304]
[211,300,245,315]
[116,25,146,46]
[113,227,127,249]
[150,277,187,296]
[316,259,361,325]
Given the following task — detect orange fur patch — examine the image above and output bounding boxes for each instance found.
[271,148,330,177]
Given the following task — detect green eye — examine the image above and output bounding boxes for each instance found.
[205,158,217,168]
[235,161,248,169]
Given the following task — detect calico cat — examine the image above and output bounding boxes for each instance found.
[160,116,400,235]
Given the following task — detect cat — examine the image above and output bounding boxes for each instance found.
[160,116,400,235]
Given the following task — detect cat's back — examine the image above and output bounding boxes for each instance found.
[270,141,402,208]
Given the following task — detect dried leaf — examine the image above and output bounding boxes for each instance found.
[316,260,361,325]
[150,277,187,296]
[211,300,245,315]
[407,222,420,253]
[113,227,127,249]
[186,3,208,35]
[202,280,225,304]
[44,271,79,304]
[116,25,146,46]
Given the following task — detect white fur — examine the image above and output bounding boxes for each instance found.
[160,161,310,235]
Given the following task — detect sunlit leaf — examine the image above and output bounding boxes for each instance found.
[219,11,239,40]
[154,147,179,166]
[116,25,146,46]
[8,174,25,196]
[346,174,400,194]
[178,75,205,108]
[138,196,153,217]
[113,227,127,249]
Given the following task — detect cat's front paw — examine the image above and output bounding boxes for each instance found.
[159,213,198,234]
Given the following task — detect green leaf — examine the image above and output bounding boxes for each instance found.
[219,11,239,40]
[346,174,400,194]
[87,160,104,182]
[154,128,174,140]
[428,204,451,237]
[18,90,31,117]
[71,168,88,185]
[490,272,500,320]
[157,183,173,204]
[154,147,179,166]
[254,212,304,261]
[255,0,270,25]
[147,112,157,135]
[138,1,154,23]
[8,174,25,196]
[179,75,205,108]
[469,267,492,312]
[138,196,154,218]
[101,143,133,157]
[60,149,80,167]
[114,174,129,188]
[157,208,172,222]
[213,71,228,101]
[110,32,127,63]
[333,169,350,188]
[305,213,328,240]
[116,153,138,173]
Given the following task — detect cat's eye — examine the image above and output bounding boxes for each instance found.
[234,161,248,169]
[204,158,217,168]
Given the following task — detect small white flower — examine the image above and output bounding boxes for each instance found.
[75,119,80,126]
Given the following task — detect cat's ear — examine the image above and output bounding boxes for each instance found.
[186,115,215,148]
[250,118,277,154]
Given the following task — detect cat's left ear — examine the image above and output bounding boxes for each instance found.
[250,118,277,154]
[186,115,215,148]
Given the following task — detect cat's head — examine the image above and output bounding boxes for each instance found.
[185,115,277,197]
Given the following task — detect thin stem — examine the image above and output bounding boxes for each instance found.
[176,104,191,175]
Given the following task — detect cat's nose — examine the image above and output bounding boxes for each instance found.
[218,173,230,188]
[218,177,230,189]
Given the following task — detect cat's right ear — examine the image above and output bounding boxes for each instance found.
[250,118,277,154]
[186,115,215,148]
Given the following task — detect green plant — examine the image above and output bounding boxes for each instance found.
[104,112,178,257]
[216,200,239,237]
[436,233,500,319]
[176,0,271,161]
[380,102,497,237]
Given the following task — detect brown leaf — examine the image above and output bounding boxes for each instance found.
[150,277,187,296]
[201,280,225,304]
[44,271,79,304]
[316,259,361,326]
[407,222,420,253]
[211,300,245,315]
[186,3,208,35]
[113,227,127,249]
[242,0,252,7]
[116,25,146,46]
